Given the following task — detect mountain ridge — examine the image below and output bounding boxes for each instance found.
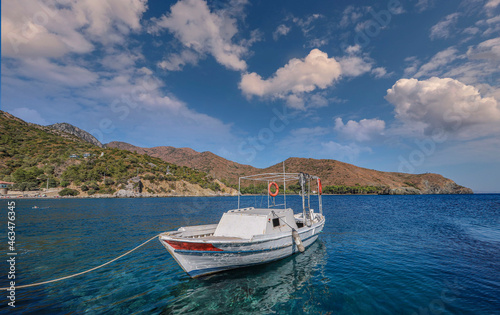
[106,141,257,184]
[49,122,103,147]
[0,111,235,197]
[106,141,473,194]
[0,110,473,196]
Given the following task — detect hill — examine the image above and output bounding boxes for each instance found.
[263,158,472,194]
[0,111,235,197]
[106,142,472,195]
[106,141,257,184]
[0,110,472,196]
[49,122,103,147]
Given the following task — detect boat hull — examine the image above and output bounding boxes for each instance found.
[159,218,325,278]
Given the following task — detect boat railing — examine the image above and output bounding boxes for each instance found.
[237,171,323,223]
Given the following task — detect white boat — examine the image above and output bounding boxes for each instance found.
[159,172,326,278]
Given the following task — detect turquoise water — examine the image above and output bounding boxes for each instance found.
[1,195,499,314]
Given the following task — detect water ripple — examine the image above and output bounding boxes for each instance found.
[1,195,499,314]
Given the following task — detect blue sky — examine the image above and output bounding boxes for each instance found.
[2,0,500,192]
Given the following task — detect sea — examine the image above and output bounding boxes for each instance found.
[1,194,499,314]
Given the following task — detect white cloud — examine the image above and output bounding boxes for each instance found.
[338,55,373,77]
[72,0,147,43]
[485,0,500,9]
[309,94,329,108]
[414,47,460,78]
[338,44,374,77]
[385,77,500,139]
[334,117,385,141]
[1,1,90,58]
[292,14,323,35]
[1,0,244,157]
[339,6,368,28]
[285,94,306,110]
[150,0,248,71]
[463,27,480,35]
[467,37,500,61]
[9,107,48,125]
[345,44,361,54]
[15,58,99,87]
[239,48,383,108]
[403,42,498,88]
[101,51,144,71]
[372,67,389,78]
[239,49,342,108]
[430,13,460,40]
[138,67,153,76]
[282,13,327,47]
[1,0,147,58]
[404,56,420,77]
[476,15,500,36]
[307,38,329,48]
[157,50,200,71]
[415,0,434,12]
[273,24,291,40]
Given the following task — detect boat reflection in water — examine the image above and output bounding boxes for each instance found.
[162,240,327,314]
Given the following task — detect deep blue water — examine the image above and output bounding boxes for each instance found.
[1,194,499,314]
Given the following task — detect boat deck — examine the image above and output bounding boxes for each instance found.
[228,207,286,215]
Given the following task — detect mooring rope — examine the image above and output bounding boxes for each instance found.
[1,233,160,290]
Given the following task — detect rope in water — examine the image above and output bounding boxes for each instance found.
[1,234,160,290]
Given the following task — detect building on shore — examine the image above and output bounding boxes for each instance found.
[0,181,14,195]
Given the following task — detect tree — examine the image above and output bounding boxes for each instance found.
[59,188,79,196]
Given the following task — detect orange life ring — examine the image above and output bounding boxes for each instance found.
[268,182,279,197]
[318,178,322,195]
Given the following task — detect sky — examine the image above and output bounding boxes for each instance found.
[1,0,500,192]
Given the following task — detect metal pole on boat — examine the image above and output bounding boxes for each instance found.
[283,162,286,209]
[300,173,306,225]
[318,178,323,215]
[307,177,311,211]
[307,176,312,227]
[267,180,270,208]
[238,177,241,209]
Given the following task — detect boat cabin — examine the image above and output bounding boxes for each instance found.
[213,207,299,239]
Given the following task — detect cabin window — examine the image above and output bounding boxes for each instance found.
[272,218,280,227]
[297,222,304,228]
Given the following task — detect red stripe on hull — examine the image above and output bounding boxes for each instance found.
[165,240,223,251]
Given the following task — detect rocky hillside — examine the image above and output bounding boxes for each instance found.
[49,122,103,147]
[263,158,473,195]
[1,110,472,196]
[106,141,256,183]
[107,142,472,195]
[0,111,235,197]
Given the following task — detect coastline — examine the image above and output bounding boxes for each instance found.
[1,191,481,200]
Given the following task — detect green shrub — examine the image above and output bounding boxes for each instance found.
[59,188,79,196]
[142,174,156,181]
[13,182,39,191]
[47,178,59,188]
[60,181,70,187]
